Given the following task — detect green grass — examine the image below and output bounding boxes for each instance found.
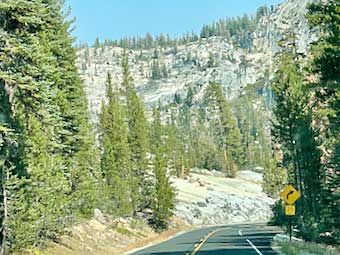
[115,226,134,236]
[278,240,340,255]
[130,218,147,229]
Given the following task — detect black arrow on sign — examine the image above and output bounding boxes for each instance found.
[286,190,294,200]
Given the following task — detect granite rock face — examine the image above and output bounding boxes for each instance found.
[75,0,316,226]
[173,171,275,225]
[76,0,316,123]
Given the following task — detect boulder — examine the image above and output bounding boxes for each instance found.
[196,201,207,207]
[253,166,264,172]
[94,208,106,224]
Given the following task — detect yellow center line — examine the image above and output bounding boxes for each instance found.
[190,228,223,255]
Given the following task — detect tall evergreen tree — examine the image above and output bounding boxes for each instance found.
[121,52,151,214]
[204,82,242,176]
[50,2,100,216]
[271,36,323,240]
[0,1,99,250]
[150,107,175,230]
[307,0,340,243]
[99,72,132,215]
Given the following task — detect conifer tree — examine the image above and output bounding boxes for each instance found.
[151,60,162,80]
[204,82,242,176]
[150,107,174,230]
[0,1,71,249]
[165,112,185,177]
[271,37,323,240]
[49,2,100,217]
[93,37,101,48]
[121,53,151,214]
[0,1,100,250]
[307,0,340,243]
[99,72,132,215]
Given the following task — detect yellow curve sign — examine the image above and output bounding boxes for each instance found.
[281,185,301,204]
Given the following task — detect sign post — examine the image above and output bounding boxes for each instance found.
[281,185,301,242]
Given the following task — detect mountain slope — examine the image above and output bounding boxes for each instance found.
[76,0,316,123]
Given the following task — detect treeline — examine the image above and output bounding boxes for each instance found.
[91,32,199,51]
[0,0,100,253]
[77,5,274,50]
[0,1,175,254]
[266,0,340,245]
[159,81,272,177]
[98,53,174,229]
[165,83,242,177]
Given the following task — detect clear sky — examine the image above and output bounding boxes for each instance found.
[66,0,284,45]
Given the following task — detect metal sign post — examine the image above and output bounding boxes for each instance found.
[288,216,292,241]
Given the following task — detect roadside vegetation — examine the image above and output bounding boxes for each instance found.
[0,1,265,253]
[1,0,339,254]
[267,0,340,247]
[276,240,340,255]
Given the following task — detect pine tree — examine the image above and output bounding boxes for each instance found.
[150,107,174,230]
[0,1,71,249]
[0,1,100,250]
[49,2,100,217]
[121,53,151,214]
[204,82,242,176]
[307,0,340,243]
[165,112,185,177]
[99,72,132,215]
[174,87,195,173]
[207,52,216,68]
[151,60,162,80]
[271,38,323,240]
[234,83,273,169]
[93,37,101,48]
[0,125,27,254]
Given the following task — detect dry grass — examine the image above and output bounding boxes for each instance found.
[22,217,191,255]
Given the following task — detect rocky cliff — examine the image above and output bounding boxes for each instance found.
[74,0,317,227]
[76,0,316,122]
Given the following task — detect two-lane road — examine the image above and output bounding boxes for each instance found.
[131,223,281,255]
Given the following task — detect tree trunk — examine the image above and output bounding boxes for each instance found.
[1,171,9,255]
[180,159,185,178]
[223,148,228,172]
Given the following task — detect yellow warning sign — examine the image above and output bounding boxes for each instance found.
[281,185,301,204]
[285,205,296,216]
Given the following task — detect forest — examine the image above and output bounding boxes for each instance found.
[78,5,273,51]
[267,0,340,244]
[0,0,339,254]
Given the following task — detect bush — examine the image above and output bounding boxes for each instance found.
[270,200,286,226]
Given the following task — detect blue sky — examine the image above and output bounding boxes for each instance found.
[66,0,284,45]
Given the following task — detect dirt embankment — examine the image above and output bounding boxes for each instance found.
[27,216,190,255]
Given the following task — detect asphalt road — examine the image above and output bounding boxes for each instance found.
[130,223,281,255]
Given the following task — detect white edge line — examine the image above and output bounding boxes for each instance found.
[238,229,243,236]
[246,239,264,255]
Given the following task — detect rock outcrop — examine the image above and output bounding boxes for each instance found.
[76,0,316,123]
[173,171,274,225]
[75,0,316,226]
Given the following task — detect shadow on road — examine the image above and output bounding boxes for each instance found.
[133,224,280,255]
[139,247,278,255]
